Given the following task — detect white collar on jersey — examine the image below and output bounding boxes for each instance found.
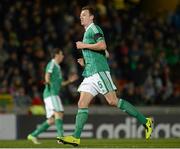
[52,59,60,68]
[85,22,94,31]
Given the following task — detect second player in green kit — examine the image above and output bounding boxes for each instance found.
[27,48,78,144]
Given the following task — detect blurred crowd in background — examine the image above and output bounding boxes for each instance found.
[0,0,180,113]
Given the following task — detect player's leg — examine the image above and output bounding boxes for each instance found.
[117,97,153,139]
[101,71,153,139]
[57,76,97,146]
[27,97,54,144]
[72,76,97,140]
[73,91,93,138]
[27,117,53,144]
[31,118,53,137]
[104,91,153,139]
[52,96,64,137]
[105,91,147,124]
[54,111,64,137]
[57,91,94,146]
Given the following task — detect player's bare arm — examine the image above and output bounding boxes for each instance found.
[76,41,106,51]
[45,73,51,84]
[62,74,78,86]
[77,58,85,67]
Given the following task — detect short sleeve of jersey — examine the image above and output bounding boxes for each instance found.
[46,61,54,73]
[94,33,104,42]
[91,25,105,42]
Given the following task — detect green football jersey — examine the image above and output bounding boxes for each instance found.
[82,23,110,77]
[43,59,62,98]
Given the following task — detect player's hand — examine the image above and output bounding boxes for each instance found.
[68,74,78,83]
[105,49,109,58]
[44,81,50,85]
[44,81,51,90]
[77,58,85,66]
[76,41,85,49]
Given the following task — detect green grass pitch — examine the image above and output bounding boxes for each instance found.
[0,139,180,148]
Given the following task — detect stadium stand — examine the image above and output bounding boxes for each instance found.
[0,0,179,113]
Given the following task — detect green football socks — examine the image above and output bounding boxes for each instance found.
[73,108,89,138]
[31,121,50,137]
[118,99,147,124]
[55,118,64,137]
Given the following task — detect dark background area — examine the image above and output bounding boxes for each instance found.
[0,0,180,114]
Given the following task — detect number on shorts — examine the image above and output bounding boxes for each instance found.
[98,81,103,89]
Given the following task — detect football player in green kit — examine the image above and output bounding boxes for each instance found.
[57,6,153,146]
[27,48,78,144]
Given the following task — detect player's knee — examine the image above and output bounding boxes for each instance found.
[54,111,63,119]
[107,100,116,106]
[78,101,88,108]
[47,117,55,125]
[105,91,118,106]
[107,98,118,106]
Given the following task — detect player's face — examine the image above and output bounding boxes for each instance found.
[80,10,94,27]
[57,51,64,63]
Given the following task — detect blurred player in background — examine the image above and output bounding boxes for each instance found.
[57,6,153,146]
[27,48,78,144]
